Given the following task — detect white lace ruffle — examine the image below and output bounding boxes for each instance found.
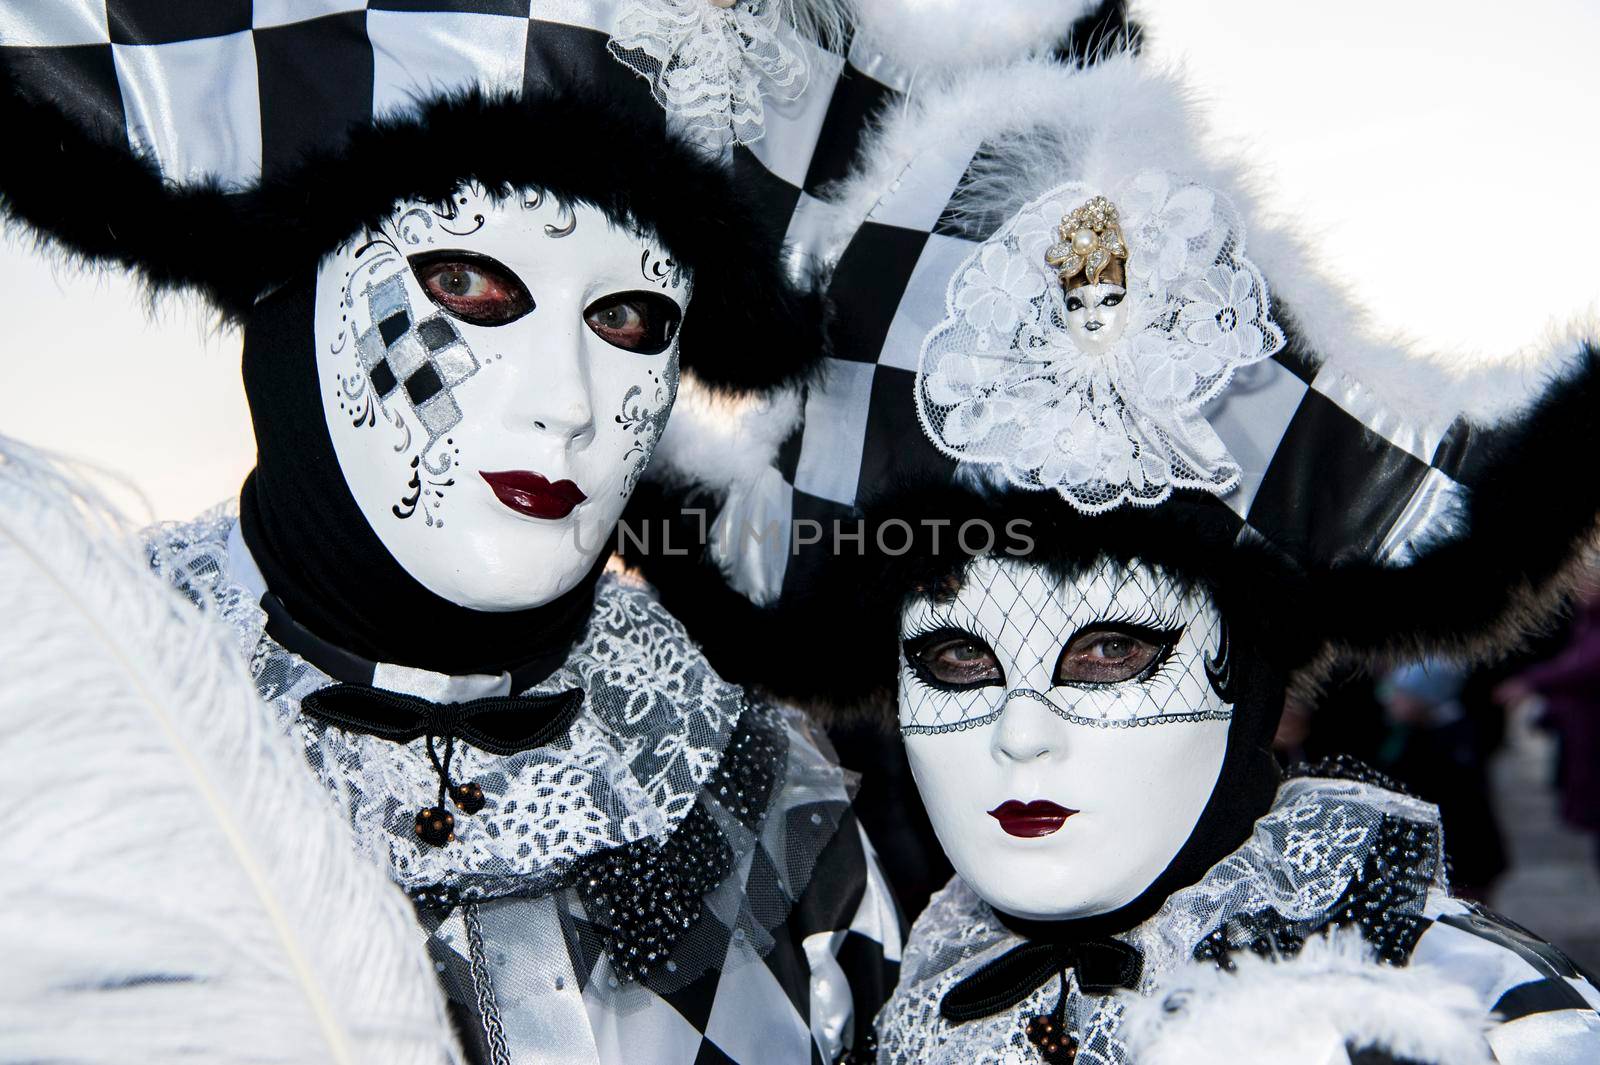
[876,777,1445,1065]
[145,507,748,898]
[917,170,1284,515]
[608,0,808,148]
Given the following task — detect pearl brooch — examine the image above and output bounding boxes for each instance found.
[1045,195,1128,289]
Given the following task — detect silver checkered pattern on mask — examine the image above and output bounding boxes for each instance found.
[355,273,481,452]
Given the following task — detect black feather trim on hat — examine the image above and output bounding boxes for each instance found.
[622,479,1312,725]
[0,79,825,394]
[1052,0,1143,69]
[1309,343,1600,666]
[619,47,1600,724]
[625,343,1600,726]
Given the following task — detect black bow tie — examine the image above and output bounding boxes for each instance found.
[941,936,1143,1063]
[300,683,584,847]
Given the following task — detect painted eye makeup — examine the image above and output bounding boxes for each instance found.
[904,627,1004,690]
[583,291,683,354]
[409,250,535,325]
[1066,295,1084,312]
[1100,292,1123,307]
[1053,623,1179,686]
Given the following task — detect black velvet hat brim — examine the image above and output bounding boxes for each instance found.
[624,344,1600,723]
[0,79,824,394]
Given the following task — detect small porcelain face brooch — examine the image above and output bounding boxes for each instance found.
[1046,195,1130,355]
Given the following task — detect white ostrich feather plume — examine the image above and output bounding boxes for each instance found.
[0,435,462,1065]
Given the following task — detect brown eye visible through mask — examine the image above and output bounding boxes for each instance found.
[410,250,534,325]
[583,291,683,355]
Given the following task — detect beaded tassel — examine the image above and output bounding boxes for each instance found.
[1023,970,1079,1063]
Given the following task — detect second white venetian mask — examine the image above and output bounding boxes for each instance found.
[898,556,1234,920]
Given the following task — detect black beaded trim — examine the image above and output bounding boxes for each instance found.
[1192,907,1307,968]
[1283,754,1414,798]
[575,702,788,982]
[1193,814,1439,970]
[833,1030,878,1064]
[577,802,734,982]
[415,701,791,986]
[709,699,787,831]
[1323,815,1436,964]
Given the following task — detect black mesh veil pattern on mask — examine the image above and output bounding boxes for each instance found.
[895,557,1227,736]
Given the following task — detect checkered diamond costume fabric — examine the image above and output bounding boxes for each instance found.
[145,508,903,1065]
[878,773,1600,1064]
[416,808,902,1065]
[0,0,916,285]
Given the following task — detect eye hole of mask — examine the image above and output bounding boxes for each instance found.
[409,250,535,325]
[904,628,1004,690]
[583,291,683,355]
[1054,624,1178,686]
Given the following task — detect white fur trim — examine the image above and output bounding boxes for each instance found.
[1121,930,1496,1065]
[827,56,1597,432]
[651,376,804,496]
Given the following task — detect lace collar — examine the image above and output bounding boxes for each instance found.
[146,507,749,899]
[876,772,1447,1065]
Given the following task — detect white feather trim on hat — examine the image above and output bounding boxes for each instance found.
[850,0,1106,78]
[0,436,461,1065]
[648,378,804,601]
[826,54,1594,433]
[652,374,804,494]
[1120,929,1496,1065]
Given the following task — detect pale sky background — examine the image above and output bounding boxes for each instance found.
[2,0,1597,520]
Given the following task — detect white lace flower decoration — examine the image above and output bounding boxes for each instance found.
[608,0,808,149]
[916,171,1285,514]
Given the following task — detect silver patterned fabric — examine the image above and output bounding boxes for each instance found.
[877,775,1600,1064]
[146,507,747,899]
[144,505,903,1063]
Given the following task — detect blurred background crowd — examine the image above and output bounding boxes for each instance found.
[1276,570,1600,970]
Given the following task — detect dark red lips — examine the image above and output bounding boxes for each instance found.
[479,470,587,520]
[988,799,1078,838]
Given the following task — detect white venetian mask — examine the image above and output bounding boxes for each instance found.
[1062,281,1127,354]
[314,184,689,610]
[897,556,1233,920]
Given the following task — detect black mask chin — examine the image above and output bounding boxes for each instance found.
[237,270,605,684]
[994,611,1285,944]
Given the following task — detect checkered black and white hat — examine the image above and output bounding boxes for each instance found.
[0,0,1136,393]
[630,53,1600,710]
[0,0,862,394]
